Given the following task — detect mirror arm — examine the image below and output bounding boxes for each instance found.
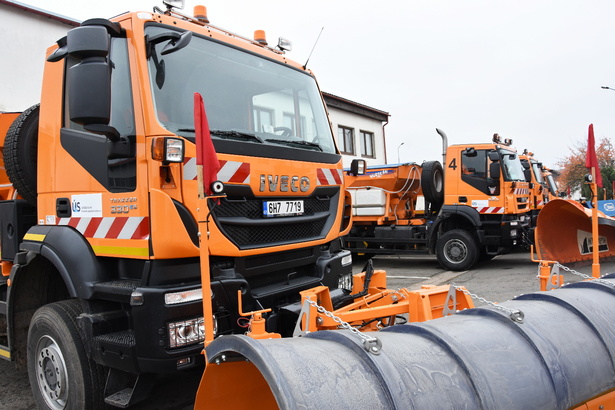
[84,124,121,141]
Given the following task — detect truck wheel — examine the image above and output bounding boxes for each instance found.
[421,161,444,208]
[5,104,39,207]
[436,229,479,271]
[27,300,106,410]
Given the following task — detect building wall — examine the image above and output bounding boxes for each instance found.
[327,105,387,168]
[0,3,77,112]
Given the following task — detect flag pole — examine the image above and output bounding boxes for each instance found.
[586,123,600,278]
[591,169,600,278]
[194,92,216,345]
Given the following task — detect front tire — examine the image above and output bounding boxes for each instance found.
[436,229,479,271]
[27,300,106,410]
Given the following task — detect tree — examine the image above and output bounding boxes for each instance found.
[556,137,615,200]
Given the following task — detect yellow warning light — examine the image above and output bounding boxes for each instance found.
[254,30,268,45]
[194,5,209,23]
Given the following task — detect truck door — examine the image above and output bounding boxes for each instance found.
[460,148,500,197]
[43,27,151,259]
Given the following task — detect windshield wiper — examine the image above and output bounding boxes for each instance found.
[176,129,263,143]
[265,138,322,151]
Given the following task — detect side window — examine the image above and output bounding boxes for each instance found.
[109,40,136,137]
[461,150,487,178]
[459,149,498,195]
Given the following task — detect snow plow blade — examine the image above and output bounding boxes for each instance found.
[196,278,615,409]
[535,198,615,264]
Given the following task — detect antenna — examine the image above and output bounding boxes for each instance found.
[303,27,324,69]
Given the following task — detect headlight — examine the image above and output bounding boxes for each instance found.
[165,288,203,305]
[168,317,204,348]
[510,229,518,238]
[338,273,353,292]
[152,137,185,163]
[341,254,353,266]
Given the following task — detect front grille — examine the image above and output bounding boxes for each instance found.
[210,188,338,249]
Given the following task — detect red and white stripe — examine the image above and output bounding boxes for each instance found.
[474,207,504,214]
[316,168,343,185]
[58,217,150,239]
[514,188,529,195]
[183,158,250,184]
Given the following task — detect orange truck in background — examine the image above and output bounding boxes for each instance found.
[542,166,561,201]
[519,151,550,227]
[344,133,532,270]
[0,3,353,408]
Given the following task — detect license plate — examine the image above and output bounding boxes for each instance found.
[263,200,304,217]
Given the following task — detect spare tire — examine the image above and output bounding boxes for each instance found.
[421,160,444,206]
[5,104,39,207]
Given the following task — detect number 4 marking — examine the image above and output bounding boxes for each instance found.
[448,158,457,170]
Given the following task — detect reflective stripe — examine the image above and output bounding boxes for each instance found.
[0,347,10,359]
[316,168,343,185]
[23,233,46,241]
[183,158,250,183]
[474,207,504,214]
[58,217,150,240]
[91,245,149,257]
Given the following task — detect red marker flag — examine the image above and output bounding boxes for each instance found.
[194,92,220,195]
[586,124,603,188]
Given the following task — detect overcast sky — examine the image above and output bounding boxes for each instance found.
[24,0,615,168]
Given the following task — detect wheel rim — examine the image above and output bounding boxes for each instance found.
[35,335,69,410]
[443,239,468,264]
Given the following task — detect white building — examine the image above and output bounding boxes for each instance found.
[323,93,389,168]
[0,0,80,112]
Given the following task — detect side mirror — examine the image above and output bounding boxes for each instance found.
[488,151,500,162]
[489,162,501,179]
[67,26,112,126]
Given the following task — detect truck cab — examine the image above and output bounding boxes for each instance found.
[441,135,531,259]
[344,132,531,271]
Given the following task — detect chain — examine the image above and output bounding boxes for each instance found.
[451,284,524,323]
[306,299,382,354]
[554,262,615,288]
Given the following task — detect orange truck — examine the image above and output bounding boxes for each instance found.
[0,2,355,407]
[344,133,532,270]
[519,150,559,228]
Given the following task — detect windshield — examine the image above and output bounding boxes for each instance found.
[531,162,545,184]
[498,149,526,181]
[146,26,336,154]
[546,174,558,196]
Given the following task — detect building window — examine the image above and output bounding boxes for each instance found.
[338,126,354,154]
[253,106,274,132]
[360,131,375,158]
